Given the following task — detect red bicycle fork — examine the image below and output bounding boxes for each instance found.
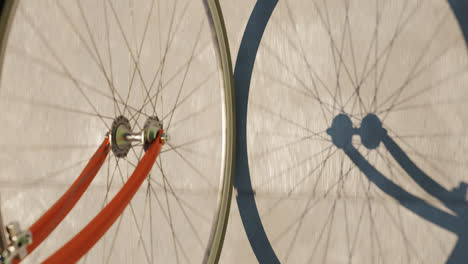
[0,129,164,264]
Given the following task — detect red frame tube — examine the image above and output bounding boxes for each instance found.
[42,130,164,264]
[15,136,110,264]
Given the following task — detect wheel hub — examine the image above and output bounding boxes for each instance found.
[110,115,163,158]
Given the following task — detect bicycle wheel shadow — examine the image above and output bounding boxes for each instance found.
[233,0,468,263]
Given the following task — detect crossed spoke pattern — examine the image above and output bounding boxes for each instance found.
[0,0,227,263]
[247,0,468,263]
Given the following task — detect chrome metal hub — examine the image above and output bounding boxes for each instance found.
[110,115,164,158]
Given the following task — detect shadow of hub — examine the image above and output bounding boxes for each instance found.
[327,113,468,264]
[326,114,354,149]
[360,114,386,150]
[327,113,386,150]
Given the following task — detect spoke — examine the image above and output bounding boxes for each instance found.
[262,147,338,216]
[107,0,156,111]
[101,158,120,211]
[153,0,188,115]
[161,69,216,122]
[321,199,337,263]
[329,0,349,115]
[379,10,451,122]
[76,0,122,115]
[259,68,341,116]
[132,40,211,121]
[251,103,332,138]
[345,149,373,261]
[160,130,220,154]
[157,0,162,59]
[261,42,336,117]
[343,0,359,94]
[168,100,218,130]
[133,182,154,263]
[114,157,152,264]
[164,20,204,132]
[283,146,337,263]
[148,180,155,264]
[323,0,353,116]
[8,46,117,104]
[250,134,331,167]
[280,0,334,124]
[2,94,114,121]
[354,0,422,101]
[135,182,150,252]
[158,158,180,264]
[270,149,362,244]
[305,201,338,263]
[19,4,111,130]
[123,0,156,117]
[343,0,419,109]
[378,96,468,114]
[361,153,385,263]
[104,213,124,264]
[148,178,210,222]
[379,39,466,112]
[369,0,382,113]
[88,154,112,264]
[157,164,205,249]
[376,149,412,263]
[384,125,462,178]
[313,0,358,89]
[129,0,191,125]
[103,0,117,117]
[0,158,88,187]
[0,143,99,152]
[167,142,216,188]
[149,182,191,262]
[375,149,448,259]
[343,199,352,261]
[374,183,424,263]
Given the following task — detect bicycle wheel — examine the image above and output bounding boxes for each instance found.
[0,0,234,263]
[246,0,468,263]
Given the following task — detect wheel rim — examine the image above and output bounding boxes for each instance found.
[0,0,234,263]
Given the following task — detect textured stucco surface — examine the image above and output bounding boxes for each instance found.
[0,1,467,263]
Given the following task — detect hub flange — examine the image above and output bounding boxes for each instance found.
[110,115,163,158]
